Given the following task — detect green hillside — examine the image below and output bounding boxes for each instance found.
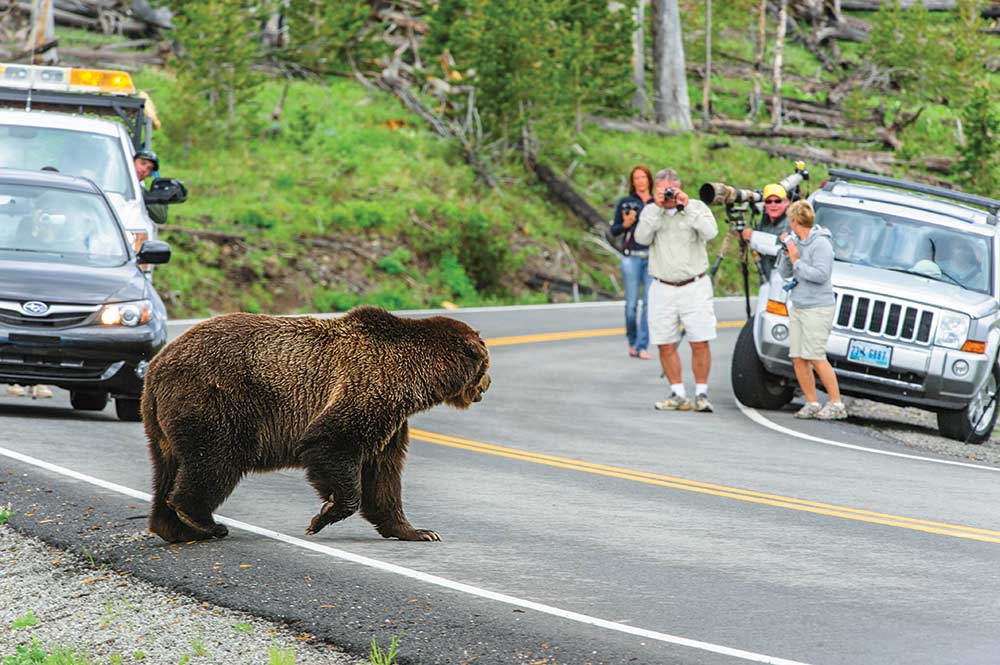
[48,1,1000,317]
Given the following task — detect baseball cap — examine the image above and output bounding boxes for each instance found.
[134,149,159,171]
[762,183,787,200]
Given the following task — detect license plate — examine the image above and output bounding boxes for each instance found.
[847,339,892,369]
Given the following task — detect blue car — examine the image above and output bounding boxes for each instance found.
[0,168,171,421]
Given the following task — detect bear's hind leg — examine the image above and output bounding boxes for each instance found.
[361,423,440,542]
[166,466,238,540]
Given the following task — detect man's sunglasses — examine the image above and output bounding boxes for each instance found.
[764,198,784,204]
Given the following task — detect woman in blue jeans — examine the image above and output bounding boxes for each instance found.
[609,165,654,359]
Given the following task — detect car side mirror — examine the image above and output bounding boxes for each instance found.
[143,177,188,205]
[137,239,171,265]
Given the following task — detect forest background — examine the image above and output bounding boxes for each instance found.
[6,0,1000,318]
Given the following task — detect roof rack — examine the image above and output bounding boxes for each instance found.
[0,88,147,152]
[828,169,1000,217]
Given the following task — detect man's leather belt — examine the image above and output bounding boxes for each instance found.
[655,272,706,287]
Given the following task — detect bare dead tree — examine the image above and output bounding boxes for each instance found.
[750,0,766,121]
[653,0,692,130]
[702,0,712,130]
[771,0,787,129]
[631,0,649,114]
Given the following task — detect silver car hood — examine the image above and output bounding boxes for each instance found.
[832,262,997,317]
[106,192,154,236]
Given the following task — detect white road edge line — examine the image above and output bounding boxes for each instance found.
[0,443,813,665]
[736,401,1000,473]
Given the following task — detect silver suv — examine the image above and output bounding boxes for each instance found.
[733,170,1000,443]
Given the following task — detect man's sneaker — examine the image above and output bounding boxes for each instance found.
[693,393,714,413]
[816,401,848,421]
[5,384,25,397]
[31,385,53,399]
[794,402,822,419]
[655,393,692,411]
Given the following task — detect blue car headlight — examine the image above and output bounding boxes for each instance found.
[99,300,153,327]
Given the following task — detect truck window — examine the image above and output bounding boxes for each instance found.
[0,125,134,200]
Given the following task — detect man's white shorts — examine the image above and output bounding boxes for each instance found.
[648,276,717,345]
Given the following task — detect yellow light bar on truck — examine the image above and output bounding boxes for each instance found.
[0,62,134,95]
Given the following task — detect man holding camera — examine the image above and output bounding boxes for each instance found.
[738,182,791,278]
[635,168,719,413]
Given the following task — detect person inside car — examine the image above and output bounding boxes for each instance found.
[134,149,168,225]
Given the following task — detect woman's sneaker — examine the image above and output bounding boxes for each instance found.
[655,393,692,411]
[794,402,822,419]
[5,384,26,397]
[817,401,848,420]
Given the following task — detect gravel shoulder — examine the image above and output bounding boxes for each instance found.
[0,524,366,665]
[841,398,1000,466]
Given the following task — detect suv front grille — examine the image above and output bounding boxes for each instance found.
[834,290,936,345]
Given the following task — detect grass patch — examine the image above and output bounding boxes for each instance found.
[369,635,400,665]
[0,503,12,526]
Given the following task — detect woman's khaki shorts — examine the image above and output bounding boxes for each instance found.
[789,304,835,360]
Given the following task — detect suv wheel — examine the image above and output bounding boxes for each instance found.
[70,391,108,411]
[731,317,794,409]
[937,365,999,445]
[115,397,142,422]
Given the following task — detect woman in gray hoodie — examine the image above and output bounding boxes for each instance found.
[777,200,847,420]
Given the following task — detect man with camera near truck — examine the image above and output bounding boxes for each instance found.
[739,182,792,278]
[634,168,719,413]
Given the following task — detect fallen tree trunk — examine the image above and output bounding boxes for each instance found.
[586,114,875,142]
[527,157,607,232]
[740,141,955,187]
[526,272,616,300]
[58,46,164,66]
[841,0,1000,16]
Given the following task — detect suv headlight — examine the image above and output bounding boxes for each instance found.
[99,300,153,327]
[935,311,970,349]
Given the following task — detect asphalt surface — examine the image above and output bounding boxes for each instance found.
[2,300,1000,665]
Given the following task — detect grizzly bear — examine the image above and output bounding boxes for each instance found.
[142,306,491,544]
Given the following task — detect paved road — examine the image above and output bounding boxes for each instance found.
[2,300,999,665]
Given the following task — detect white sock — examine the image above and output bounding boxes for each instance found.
[808,401,820,406]
[670,384,687,398]
[695,383,708,397]
[831,401,844,407]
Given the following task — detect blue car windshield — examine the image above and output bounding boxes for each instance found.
[0,125,134,199]
[815,203,993,296]
[0,184,129,268]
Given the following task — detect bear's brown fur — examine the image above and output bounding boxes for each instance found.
[142,306,491,544]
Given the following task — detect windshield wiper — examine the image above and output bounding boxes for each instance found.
[887,266,964,288]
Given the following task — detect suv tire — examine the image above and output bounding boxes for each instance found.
[115,397,142,422]
[70,391,108,411]
[731,317,794,410]
[937,364,999,444]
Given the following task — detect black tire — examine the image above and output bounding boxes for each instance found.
[70,391,108,411]
[115,397,142,422]
[937,364,999,445]
[731,317,794,410]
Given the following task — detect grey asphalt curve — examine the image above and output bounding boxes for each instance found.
[2,299,1000,665]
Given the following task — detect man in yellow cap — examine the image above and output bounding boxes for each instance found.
[737,183,791,278]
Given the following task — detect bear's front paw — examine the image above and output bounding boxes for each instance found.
[305,500,353,535]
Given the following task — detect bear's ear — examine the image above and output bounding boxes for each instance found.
[462,336,487,361]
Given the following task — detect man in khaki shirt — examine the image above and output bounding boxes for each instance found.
[634,168,720,413]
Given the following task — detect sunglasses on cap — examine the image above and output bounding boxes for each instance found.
[764,198,784,204]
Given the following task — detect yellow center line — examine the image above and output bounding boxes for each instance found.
[485,321,744,346]
[411,428,1000,544]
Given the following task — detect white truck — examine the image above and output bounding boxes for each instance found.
[0,62,185,261]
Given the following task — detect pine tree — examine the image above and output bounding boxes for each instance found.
[955,82,1000,194]
[163,0,265,147]
[282,0,375,73]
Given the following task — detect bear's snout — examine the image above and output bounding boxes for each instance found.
[473,373,491,402]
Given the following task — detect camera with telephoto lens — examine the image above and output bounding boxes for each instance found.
[620,200,641,217]
[698,162,810,208]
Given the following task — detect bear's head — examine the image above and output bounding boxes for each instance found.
[446,331,490,409]
[424,317,491,409]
